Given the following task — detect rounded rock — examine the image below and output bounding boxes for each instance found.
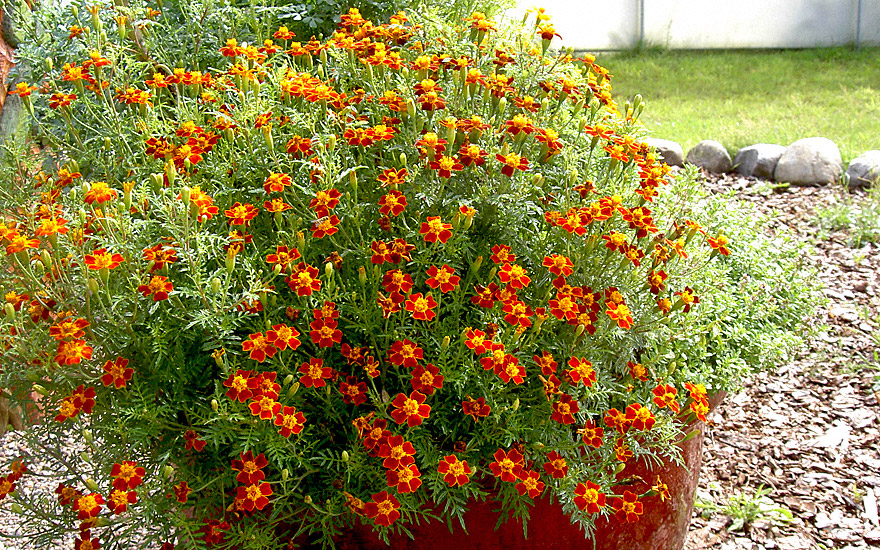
[774,137,843,185]
[686,140,732,173]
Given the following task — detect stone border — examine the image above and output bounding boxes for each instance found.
[649,137,880,188]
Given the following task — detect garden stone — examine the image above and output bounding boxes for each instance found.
[644,138,684,167]
[845,150,880,188]
[686,140,732,173]
[774,137,843,185]
[734,144,786,179]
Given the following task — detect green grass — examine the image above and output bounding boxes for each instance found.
[602,48,880,163]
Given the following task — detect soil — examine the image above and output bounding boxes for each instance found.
[685,174,880,550]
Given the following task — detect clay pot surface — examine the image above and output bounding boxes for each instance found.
[306,395,725,550]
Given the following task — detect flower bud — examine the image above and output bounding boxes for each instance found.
[614,462,626,474]
[282,468,290,481]
[88,278,100,294]
[163,465,174,479]
[45,57,53,72]
[288,382,300,397]
[327,134,337,151]
[358,266,366,286]
[304,495,313,504]
[568,169,578,186]
[180,185,191,207]
[324,262,334,279]
[501,141,509,157]
[211,277,221,294]
[211,399,219,412]
[225,248,236,274]
[574,324,585,338]
[441,336,450,349]
[273,263,283,276]
[399,152,407,166]
[512,398,520,411]
[531,173,542,186]
[284,374,295,386]
[32,384,48,396]
[83,429,93,444]
[9,504,22,514]
[341,450,350,463]
[297,231,305,251]
[165,161,176,186]
[406,98,416,118]
[103,137,112,150]
[497,97,507,114]
[471,255,483,271]
[5,303,17,320]
[85,478,100,492]
[79,451,90,462]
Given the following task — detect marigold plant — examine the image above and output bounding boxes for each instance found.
[0,2,815,548]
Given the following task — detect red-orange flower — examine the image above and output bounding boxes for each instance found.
[83,181,118,205]
[515,470,544,498]
[625,403,656,430]
[574,481,606,513]
[566,357,596,387]
[224,202,259,226]
[498,263,530,289]
[84,248,124,270]
[74,492,104,520]
[604,408,632,435]
[54,339,94,366]
[309,189,342,215]
[241,332,278,363]
[287,262,321,296]
[263,172,293,193]
[652,384,680,413]
[101,357,133,389]
[489,448,524,482]
[462,395,491,421]
[578,420,605,448]
[138,275,173,301]
[339,376,368,406]
[387,339,423,368]
[378,190,407,216]
[224,370,254,402]
[236,482,272,511]
[542,254,574,277]
[606,300,633,329]
[707,233,730,255]
[612,490,643,523]
[495,152,528,176]
[386,463,422,493]
[249,395,281,420]
[425,264,460,293]
[551,394,579,425]
[111,461,145,490]
[274,405,307,437]
[382,269,414,296]
[363,491,400,527]
[184,430,207,451]
[428,155,463,178]
[410,364,443,394]
[309,317,342,347]
[107,488,137,515]
[543,451,568,479]
[390,390,431,427]
[265,324,301,351]
[311,214,340,239]
[419,216,452,244]
[298,357,333,387]
[377,167,408,188]
[437,455,472,487]
[231,451,268,484]
[404,292,437,321]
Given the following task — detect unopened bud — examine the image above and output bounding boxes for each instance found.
[273,263,282,276]
[3,303,14,319]
[83,429,93,444]
[358,266,366,286]
[341,451,350,463]
[163,465,174,479]
[497,97,507,113]
[282,468,290,481]
[32,384,48,396]
[9,504,22,514]
[512,398,520,411]
[441,336,450,349]
[211,399,219,412]
[85,478,100,492]
[324,262,334,278]
[501,141,510,157]
[399,152,407,166]
[103,137,112,150]
[614,462,626,474]
[211,277,221,294]
[297,231,305,251]
[180,185,191,206]
[304,495,313,504]
[88,278,100,294]
[288,382,300,397]
[471,255,483,271]
[45,58,53,72]
[574,324,585,338]
[41,249,52,268]
[283,374,295,386]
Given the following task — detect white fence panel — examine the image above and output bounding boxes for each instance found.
[510,0,880,50]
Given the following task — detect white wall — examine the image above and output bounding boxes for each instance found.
[510,0,880,50]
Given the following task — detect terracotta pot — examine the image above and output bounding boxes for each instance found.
[311,394,724,550]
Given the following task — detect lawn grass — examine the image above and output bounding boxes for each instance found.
[600,48,880,163]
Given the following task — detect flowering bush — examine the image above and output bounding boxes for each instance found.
[0,2,814,549]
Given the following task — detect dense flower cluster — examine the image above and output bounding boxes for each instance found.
[0,3,795,549]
